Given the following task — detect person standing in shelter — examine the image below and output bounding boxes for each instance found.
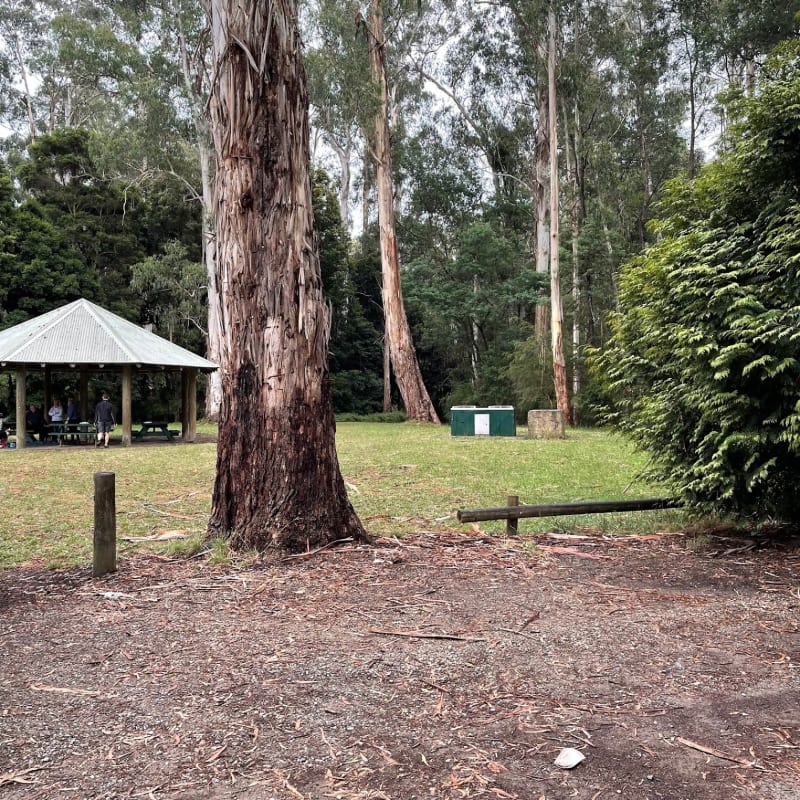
[48,398,65,442]
[48,398,64,424]
[66,396,81,442]
[66,397,80,425]
[94,393,115,449]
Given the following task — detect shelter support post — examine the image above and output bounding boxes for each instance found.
[80,370,89,421]
[121,366,132,446]
[44,366,52,414]
[181,368,197,442]
[15,367,26,450]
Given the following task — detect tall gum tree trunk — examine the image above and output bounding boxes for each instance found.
[208,0,367,551]
[360,138,371,246]
[367,0,440,424]
[533,83,550,349]
[11,33,36,142]
[382,332,391,412]
[548,5,572,426]
[174,2,224,421]
[201,142,224,422]
[328,135,352,231]
[563,100,585,422]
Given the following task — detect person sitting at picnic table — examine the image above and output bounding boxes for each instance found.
[94,392,115,449]
[26,403,46,441]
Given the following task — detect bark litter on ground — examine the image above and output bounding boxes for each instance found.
[1,529,798,800]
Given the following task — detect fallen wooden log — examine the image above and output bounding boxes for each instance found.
[457,497,682,526]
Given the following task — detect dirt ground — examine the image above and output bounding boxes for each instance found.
[1,528,798,800]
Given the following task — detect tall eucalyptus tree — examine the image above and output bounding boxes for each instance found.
[207,0,366,550]
[304,0,372,231]
[546,2,571,424]
[306,0,441,422]
[159,0,225,421]
[0,0,49,140]
[362,0,440,423]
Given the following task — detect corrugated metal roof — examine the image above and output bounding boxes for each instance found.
[0,299,217,372]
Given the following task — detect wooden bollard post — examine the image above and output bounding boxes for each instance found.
[93,471,117,577]
[506,495,519,536]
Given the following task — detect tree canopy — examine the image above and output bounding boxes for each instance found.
[1,0,799,422]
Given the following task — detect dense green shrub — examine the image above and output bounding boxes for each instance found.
[335,411,407,423]
[593,41,800,522]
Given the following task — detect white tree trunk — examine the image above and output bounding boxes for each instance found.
[548,5,571,425]
[534,84,550,347]
[174,0,224,420]
[327,134,352,231]
[11,33,36,141]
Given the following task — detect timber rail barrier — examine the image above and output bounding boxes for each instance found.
[457,496,683,535]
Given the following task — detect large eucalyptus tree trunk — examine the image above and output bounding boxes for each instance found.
[367,0,440,424]
[208,0,367,551]
[548,5,572,426]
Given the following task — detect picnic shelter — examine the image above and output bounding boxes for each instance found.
[0,299,218,448]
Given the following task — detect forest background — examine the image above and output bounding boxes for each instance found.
[0,0,798,423]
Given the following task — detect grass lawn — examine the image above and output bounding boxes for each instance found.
[0,423,686,570]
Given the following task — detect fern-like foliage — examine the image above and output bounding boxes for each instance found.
[592,41,800,523]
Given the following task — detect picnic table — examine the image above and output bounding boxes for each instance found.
[134,421,180,442]
[2,422,95,446]
[47,422,96,445]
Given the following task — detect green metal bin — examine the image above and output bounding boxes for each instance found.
[450,406,515,437]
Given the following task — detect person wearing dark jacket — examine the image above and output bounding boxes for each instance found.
[25,404,46,441]
[65,397,81,442]
[66,397,80,425]
[94,393,115,448]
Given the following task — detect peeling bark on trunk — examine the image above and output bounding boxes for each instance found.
[367,0,440,424]
[548,6,572,426]
[563,100,584,422]
[198,132,223,421]
[208,0,367,551]
[533,84,550,351]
